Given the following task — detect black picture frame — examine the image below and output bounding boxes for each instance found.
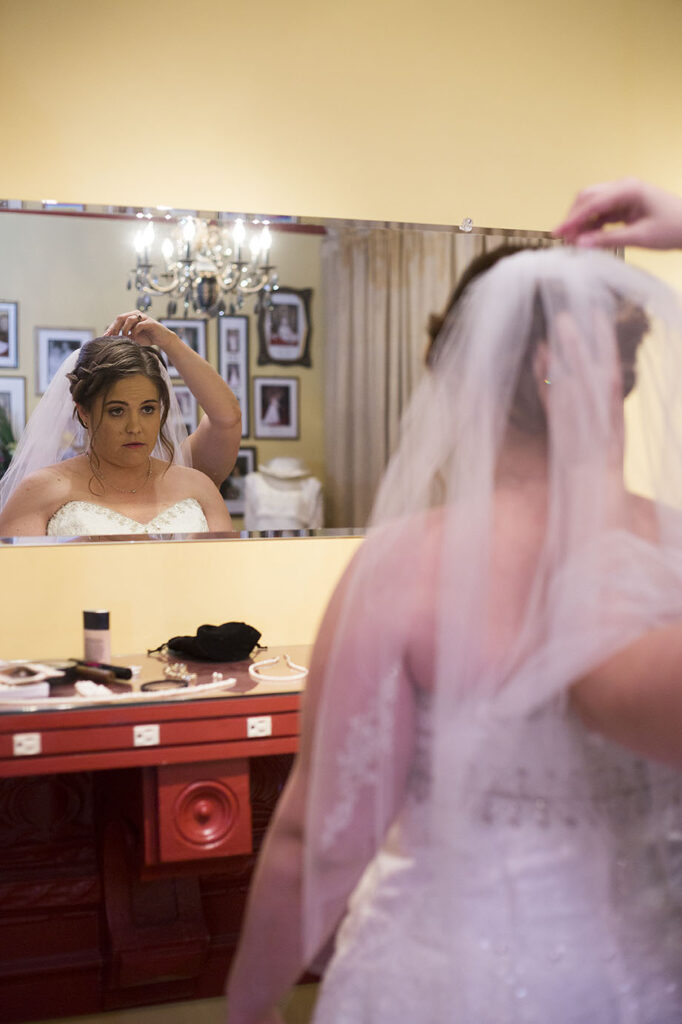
[253,375,299,440]
[35,327,94,394]
[257,287,312,367]
[218,314,250,437]
[172,383,199,433]
[0,375,26,440]
[219,445,257,517]
[160,318,207,378]
[0,302,18,369]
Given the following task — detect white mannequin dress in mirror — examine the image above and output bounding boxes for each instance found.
[0,329,235,537]
[243,457,323,531]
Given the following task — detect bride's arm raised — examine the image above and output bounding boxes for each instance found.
[105,313,242,487]
[182,466,234,532]
[571,622,682,765]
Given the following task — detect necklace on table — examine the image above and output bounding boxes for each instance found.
[90,455,153,494]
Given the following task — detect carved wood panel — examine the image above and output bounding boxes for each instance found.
[0,754,294,1022]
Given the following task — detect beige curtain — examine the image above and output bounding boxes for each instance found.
[322,227,549,527]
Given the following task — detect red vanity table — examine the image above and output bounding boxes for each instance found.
[0,647,308,1023]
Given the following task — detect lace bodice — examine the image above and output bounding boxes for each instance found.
[46,498,209,536]
[313,693,682,1023]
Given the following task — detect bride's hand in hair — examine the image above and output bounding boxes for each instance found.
[554,178,682,250]
[103,311,177,351]
[104,311,242,487]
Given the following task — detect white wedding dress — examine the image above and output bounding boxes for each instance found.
[296,251,682,1024]
[46,498,209,536]
[312,693,682,1023]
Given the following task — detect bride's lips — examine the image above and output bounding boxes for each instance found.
[123,442,145,448]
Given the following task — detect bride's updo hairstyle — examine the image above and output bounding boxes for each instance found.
[426,244,650,436]
[67,336,175,463]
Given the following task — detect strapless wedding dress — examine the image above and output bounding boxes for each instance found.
[46,498,209,536]
[312,695,682,1023]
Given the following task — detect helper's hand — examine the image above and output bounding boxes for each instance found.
[554,178,682,250]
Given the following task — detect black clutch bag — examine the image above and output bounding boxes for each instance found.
[149,622,262,662]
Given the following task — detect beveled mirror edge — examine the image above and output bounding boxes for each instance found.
[0,198,555,239]
[0,528,367,547]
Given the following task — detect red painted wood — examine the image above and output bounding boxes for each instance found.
[0,651,306,1022]
[152,760,252,863]
[0,734,299,779]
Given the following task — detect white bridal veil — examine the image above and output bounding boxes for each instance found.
[0,342,191,513]
[302,248,682,1017]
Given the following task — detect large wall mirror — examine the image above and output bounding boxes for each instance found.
[0,200,553,543]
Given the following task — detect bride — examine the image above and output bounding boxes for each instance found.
[0,315,234,536]
[225,246,682,1023]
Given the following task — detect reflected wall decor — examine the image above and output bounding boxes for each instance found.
[159,319,207,379]
[254,376,299,440]
[35,327,94,394]
[258,287,312,367]
[218,315,250,437]
[0,302,18,369]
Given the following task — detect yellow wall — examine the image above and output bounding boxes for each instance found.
[0,535,361,660]
[4,0,681,229]
[2,0,682,660]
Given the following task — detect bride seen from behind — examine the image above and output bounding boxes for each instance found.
[225,245,682,1023]
[0,332,234,536]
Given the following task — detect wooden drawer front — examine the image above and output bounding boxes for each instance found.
[151,760,252,863]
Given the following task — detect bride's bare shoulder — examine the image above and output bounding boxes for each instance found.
[0,458,87,534]
[156,460,221,494]
[16,457,86,495]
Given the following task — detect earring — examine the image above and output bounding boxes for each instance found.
[544,377,552,385]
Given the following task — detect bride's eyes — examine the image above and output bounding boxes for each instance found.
[107,404,158,417]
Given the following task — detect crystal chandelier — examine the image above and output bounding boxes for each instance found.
[128,216,278,317]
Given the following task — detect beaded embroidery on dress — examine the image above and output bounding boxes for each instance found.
[301,249,682,1023]
[312,694,682,1023]
[46,498,209,536]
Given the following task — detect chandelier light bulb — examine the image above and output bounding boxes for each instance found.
[128,213,279,317]
[233,218,246,247]
[161,237,174,265]
[142,222,155,249]
[260,225,272,263]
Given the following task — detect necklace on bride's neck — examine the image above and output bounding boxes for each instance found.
[90,455,153,494]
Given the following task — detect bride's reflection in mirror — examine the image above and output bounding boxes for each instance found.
[0,320,237,536]
[0,204,554,538]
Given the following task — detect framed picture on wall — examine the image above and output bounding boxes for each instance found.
[173,383,198,434]
[218,314,249,437]
[253,376,299,439]
[159,319,207,378]
[257,287,312,367]
[219,445,256,517]
[0,302,18,369]
[0,376,26,441]
[35,327,94,394]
